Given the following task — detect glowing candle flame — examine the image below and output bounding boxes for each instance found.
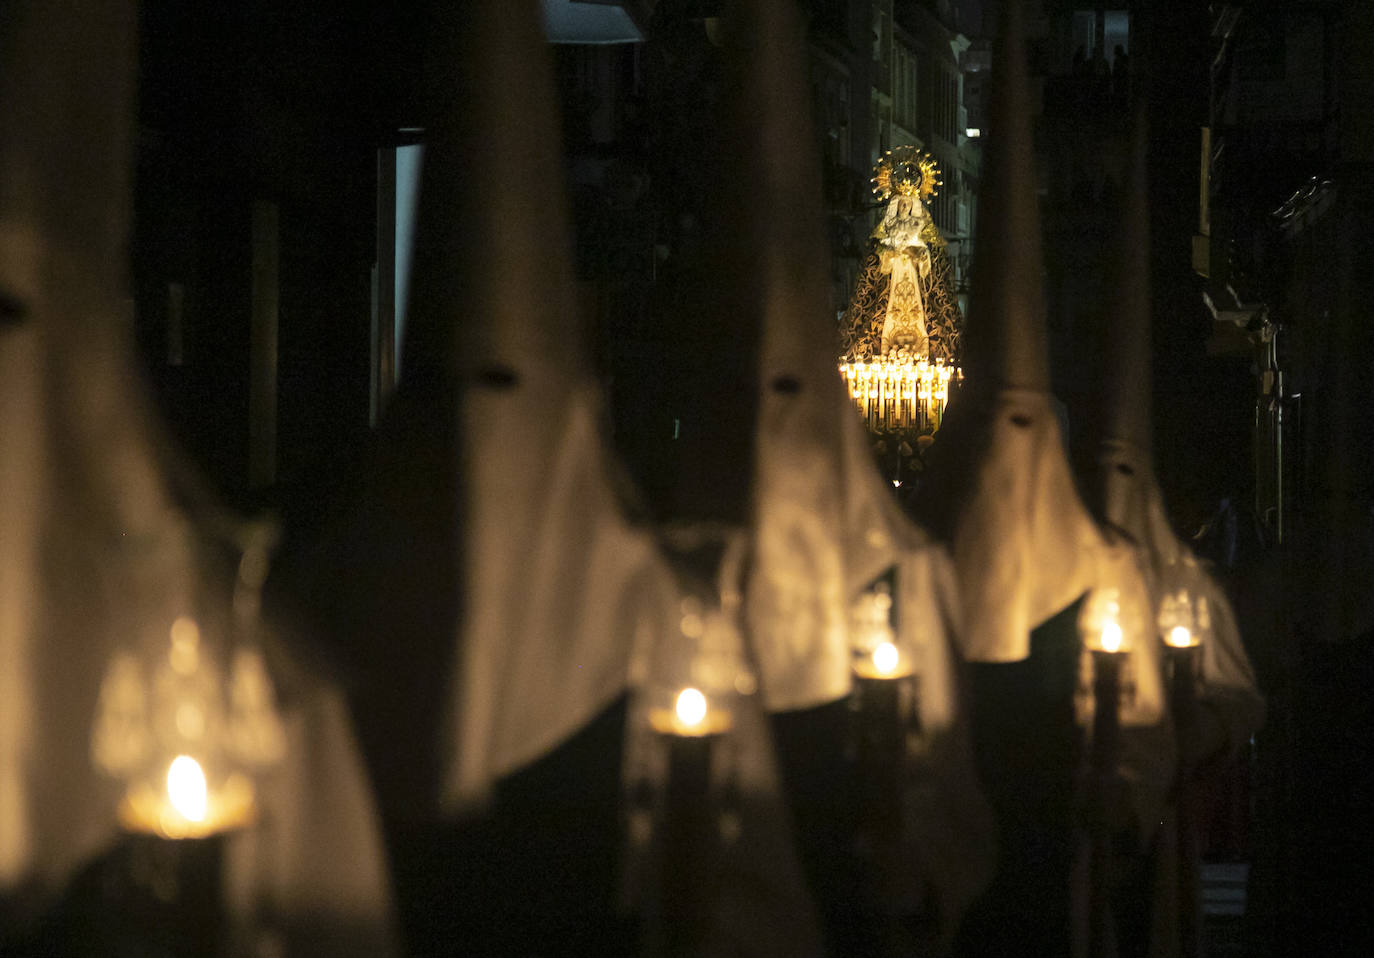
[872,641,900,677]
[674,688,708,730]
[1166,625,1194,649]
[166,755,208,822]
[1099,622,1124,654]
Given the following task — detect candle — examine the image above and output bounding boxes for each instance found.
[1084,646,1123,958]
[1081,591,1129,770]
[1099,620,1125,653]
[853,640,913,680]
[1080,586,1135,656]
[1078,585,1136,957]
[648,686,734,738]
[167,754,208,821]
[118,758,257,840]
[1165,625,1194,648]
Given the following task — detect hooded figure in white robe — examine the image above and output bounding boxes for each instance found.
[731,0,995,952]
[1080,103,1263,958]
[287,1,822,953]
[904,3,1157,954]
[0,3,394,953]
[0,2,145,904]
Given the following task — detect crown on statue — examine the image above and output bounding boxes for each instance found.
[872,146,941,202]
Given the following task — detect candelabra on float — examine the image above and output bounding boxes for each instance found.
[837,147,965,486]
[840,355,962,437]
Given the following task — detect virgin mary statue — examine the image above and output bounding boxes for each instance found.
[840,148,962,365]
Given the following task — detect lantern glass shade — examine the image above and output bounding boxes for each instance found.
[1157,591,1197,648]
[1079,585,1143,654]
[849,584,912,678]
[1156,559,1212,649]
[643,597,746,737]
[92,605,287,839]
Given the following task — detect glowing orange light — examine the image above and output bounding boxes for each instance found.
[1099,621,1125,654]
[674,688,708,729]
[871,641,900,677]
[166,755,208,822]
[1166,625,1195,649]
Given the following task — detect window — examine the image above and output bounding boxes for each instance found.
[1071,10,1130,63]
[904,50,919,131]
[894,46,919,132]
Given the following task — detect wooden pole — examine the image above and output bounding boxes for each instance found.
[659,733,723,955]
[1169,644,1204,958]
[1088,650,1123,958]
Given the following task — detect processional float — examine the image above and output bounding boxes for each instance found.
[839,146,964,482]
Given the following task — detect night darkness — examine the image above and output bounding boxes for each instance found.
[4,1,1374,956]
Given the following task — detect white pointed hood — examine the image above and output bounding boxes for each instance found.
[1088,106,1263,747]
[0,0,155,891]
[732,0,904,711]
[0,5,396,942]
[913,0,1128,672]
[395,0,678,811]
[731,0,995,935]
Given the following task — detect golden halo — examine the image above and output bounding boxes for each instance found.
[872,147,942,202]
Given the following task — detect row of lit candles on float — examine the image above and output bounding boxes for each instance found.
[839,355,961,433]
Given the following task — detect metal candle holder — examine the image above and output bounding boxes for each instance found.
[645,688,737,955]
[852,670,919,842]
[850,635,923,948]
[1087,648,1124,958]
[1165,636,1204,958]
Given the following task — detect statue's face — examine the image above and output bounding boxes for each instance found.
[897,197,912,217]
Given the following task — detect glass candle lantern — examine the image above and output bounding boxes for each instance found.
[644,597,747,741]
[1079,585,1144,656]
[91,527,286,839]
[1156,561,1212,651]
[849,583,913,680]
